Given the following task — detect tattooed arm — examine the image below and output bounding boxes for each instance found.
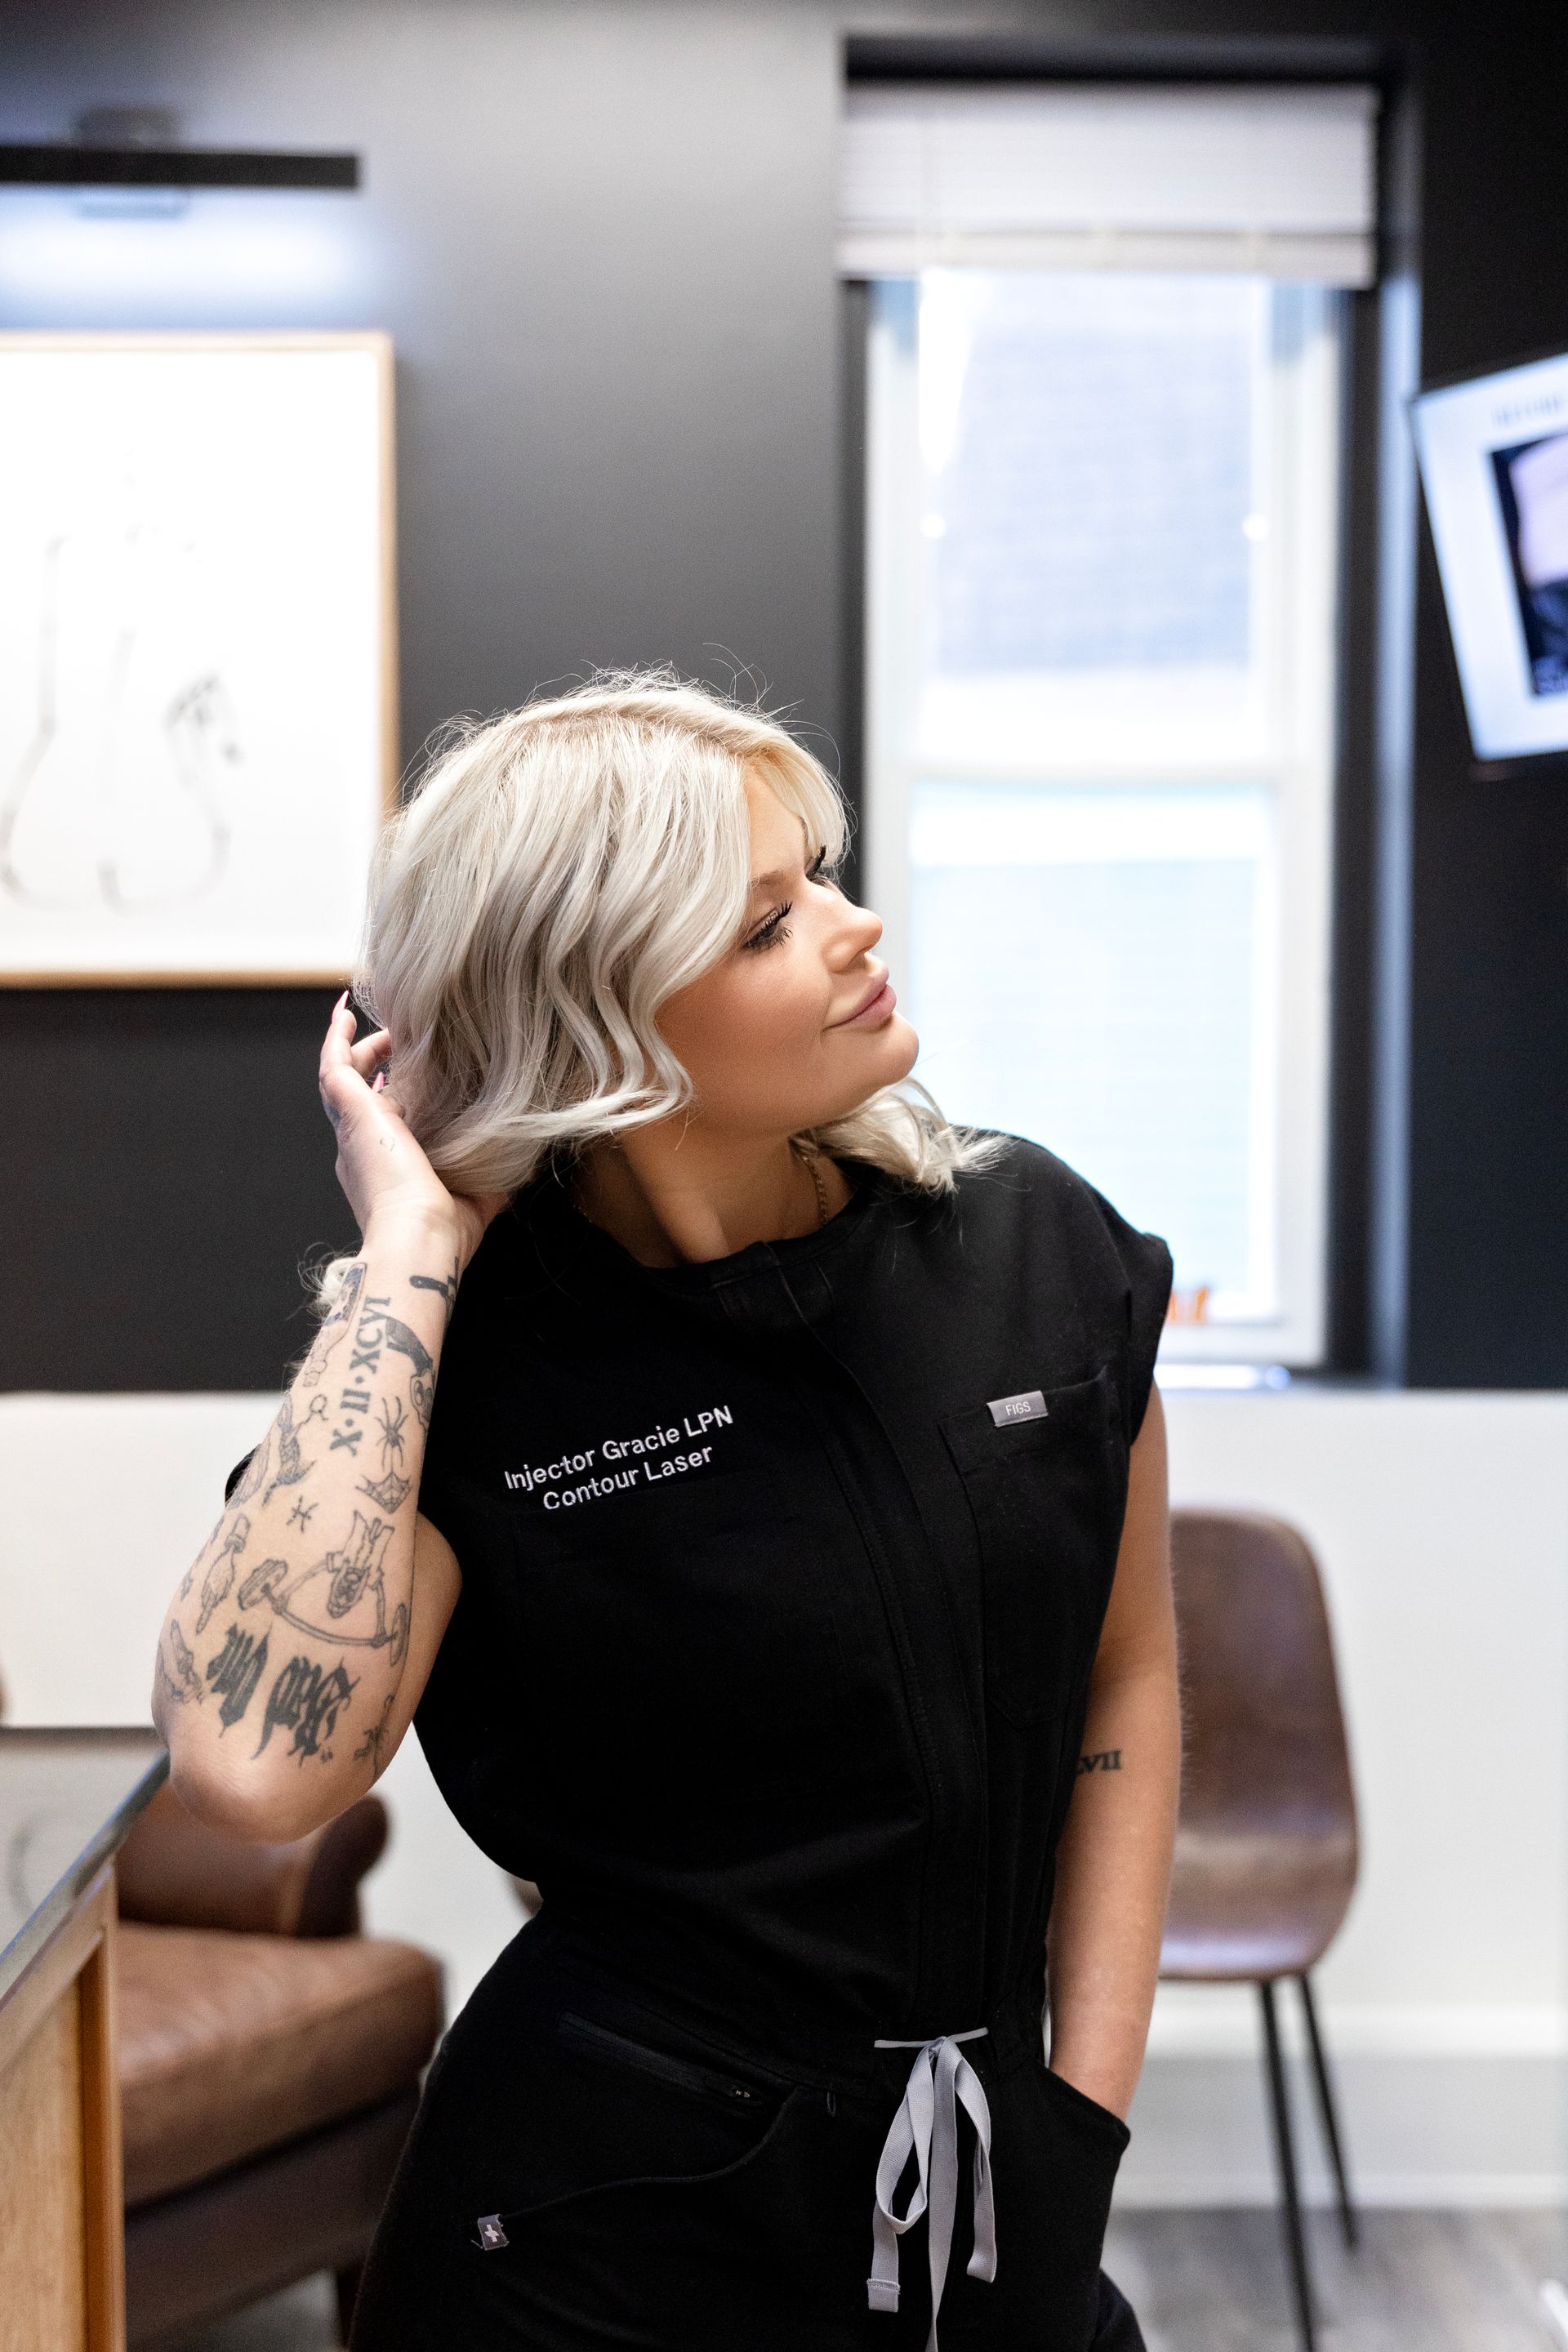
[1044,1386,1180,2119]
[152,996,506,1843]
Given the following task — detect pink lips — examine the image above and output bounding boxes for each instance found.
[833,974,898,1030]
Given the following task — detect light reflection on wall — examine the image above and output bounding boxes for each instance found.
[0,189,376,323]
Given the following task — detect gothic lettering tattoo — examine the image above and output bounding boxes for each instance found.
[237,1512,408,1665]
[354,1690,396,1768]
[1077,1749,1123,1775]
[256,1654,357,1763]
[205,1620,270,1731]
[197,1514,251,1636]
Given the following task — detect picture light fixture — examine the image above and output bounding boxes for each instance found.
[0,108,359,192]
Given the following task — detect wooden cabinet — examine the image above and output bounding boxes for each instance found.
[0,1733,165,2352]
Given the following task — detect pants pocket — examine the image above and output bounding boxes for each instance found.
[1014,2060,1133,2350]
[461,2001,795,2240]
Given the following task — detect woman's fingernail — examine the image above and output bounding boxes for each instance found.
[334,989,350,1015]
[372,1071,386,1092]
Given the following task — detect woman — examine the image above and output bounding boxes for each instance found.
[153,675,1179,2352]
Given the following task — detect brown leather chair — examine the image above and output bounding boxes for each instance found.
[1161,1509,1359,2352]
[117,1780,444,2349]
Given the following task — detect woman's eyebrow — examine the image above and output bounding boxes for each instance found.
[747,866,794,894]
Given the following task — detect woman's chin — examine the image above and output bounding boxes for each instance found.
[840,1010,920,1099]
[882,1010,921,1079]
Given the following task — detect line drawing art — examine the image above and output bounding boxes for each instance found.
[0,523,244,912]
[0,334,393,981]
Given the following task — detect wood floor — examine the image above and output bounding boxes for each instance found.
[161,2212,1568,2350]
[1104,2208,1568,2352]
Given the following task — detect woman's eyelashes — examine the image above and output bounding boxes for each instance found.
[741,849,838,952]
[742,902,792,953]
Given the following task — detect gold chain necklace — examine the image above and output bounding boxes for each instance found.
[794,1143,830,1232]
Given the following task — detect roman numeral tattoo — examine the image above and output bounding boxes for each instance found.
[1077,1748,1123,1775]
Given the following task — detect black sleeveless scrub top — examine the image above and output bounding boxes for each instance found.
[412,1133,1172,2078]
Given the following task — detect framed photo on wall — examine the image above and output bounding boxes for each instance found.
[0,331,396,983]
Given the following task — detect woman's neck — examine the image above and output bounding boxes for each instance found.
[571,1129,851,1267]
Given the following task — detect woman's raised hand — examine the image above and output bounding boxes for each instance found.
[318,995,508,1269]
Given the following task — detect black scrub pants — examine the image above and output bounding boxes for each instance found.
[350,1918,1143,2352]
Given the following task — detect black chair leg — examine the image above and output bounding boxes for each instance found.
[1297,1972,1358,2250]
[1259,1979,1316,2352]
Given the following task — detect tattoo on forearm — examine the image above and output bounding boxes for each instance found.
[229,1435,272,1508]
[357,1395,412,1512]
[300,1263,366,1389]
[157,1621,205,1707]
[380,1313,434,1428]
[261,1390,328,1505]
[237,1511,409,1664]
[409,1261,460,1327]
[354,1690,396,1768]
[359,1468,412,1512]
[197,1514,251,1636]
[205,1621,270,1731]
[179,1503,228,1600]
[1078,1748,1123,1775]
[256,1653,357,1763]
[287,1498,316,1527]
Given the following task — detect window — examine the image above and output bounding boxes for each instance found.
[856,103,1358,1363]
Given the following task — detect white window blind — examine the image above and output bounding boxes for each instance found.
[838,83,1379,286]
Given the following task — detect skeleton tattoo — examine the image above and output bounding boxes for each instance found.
[238,1511,409,1668]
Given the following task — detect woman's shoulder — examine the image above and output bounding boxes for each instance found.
[946,1125,1143,1222]
[942,1128,1171,1293]
[942,1129,1172,1438]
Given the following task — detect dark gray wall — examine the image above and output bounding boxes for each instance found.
[2,0,1565,1388]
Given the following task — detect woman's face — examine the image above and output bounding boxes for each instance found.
[657,767,919,1139]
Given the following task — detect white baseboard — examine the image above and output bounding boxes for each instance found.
[1120,2048,1568,2211]
[1117,2170,1568,2210]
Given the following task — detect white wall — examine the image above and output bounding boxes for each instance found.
[2,1386,1564,2203]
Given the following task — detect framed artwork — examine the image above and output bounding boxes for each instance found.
[0,331,396,983]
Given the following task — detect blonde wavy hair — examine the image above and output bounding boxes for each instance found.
[345,668,995,1227]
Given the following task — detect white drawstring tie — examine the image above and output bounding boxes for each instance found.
[866,2029,996,2351]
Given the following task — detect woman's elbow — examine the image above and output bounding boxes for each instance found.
[163,1744,346,1847]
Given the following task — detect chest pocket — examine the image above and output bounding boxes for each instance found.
[507,1470,852,1833]
[940,1366,1127,1728]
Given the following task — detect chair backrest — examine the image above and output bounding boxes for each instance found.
[117,1780,389,1938]
[1170,1508,1358,1855]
